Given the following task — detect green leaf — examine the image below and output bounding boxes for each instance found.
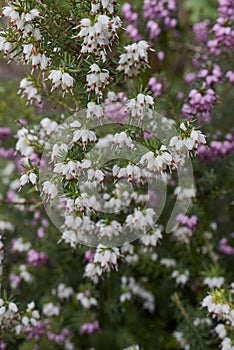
[184,0,217,22]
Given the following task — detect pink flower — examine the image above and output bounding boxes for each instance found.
[80,321,100,335]
[37,227,45,238]
[0,127,11,140]
[27,249,48,267]
[83,250,95,263]
[176,214,197,230]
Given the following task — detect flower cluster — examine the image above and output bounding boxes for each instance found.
[0,2,48,70]
[171,269,190,286]
[169,122,206,154]
[74,15,121,60]
[198,134,234,161]
[86,64,110,99]
[91,0,117,15]
[202,287,234,350]
[175,214,197,230]
[117,41,153,77]
[202,292,233,322]
[18,78,42,106]
[140,225,162,247]
[26,249,48,268]
[139,147,174,175]
[219,233,234,256]
[144,0,177,39]
[120,276,155,312]
[76,290,97,309]
[121,3,141,41]
[121,3,138,25]
[47,70,74,95]
[172,214,197,244]
[1,4,41,31]
[80,320,100,335]
[0,127,11,140]
[0,299,19,330]
[226,70,234,84]
[182,87,217,122]
[207,0,234,56]
[193,20,210,44]
[148,76,164,97]
[125,93,155,121]
[203,276,224,289]
[104,91,128,122]
[84,244,120,281]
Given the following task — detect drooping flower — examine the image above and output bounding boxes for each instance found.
[86,64,110,99]
[117,41,153,77]
[48,70,74,95]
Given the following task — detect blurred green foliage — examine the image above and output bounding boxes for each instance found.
[0,81,33,131]
[184,0,218,22]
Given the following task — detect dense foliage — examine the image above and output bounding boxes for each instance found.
[0,0,233,349]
